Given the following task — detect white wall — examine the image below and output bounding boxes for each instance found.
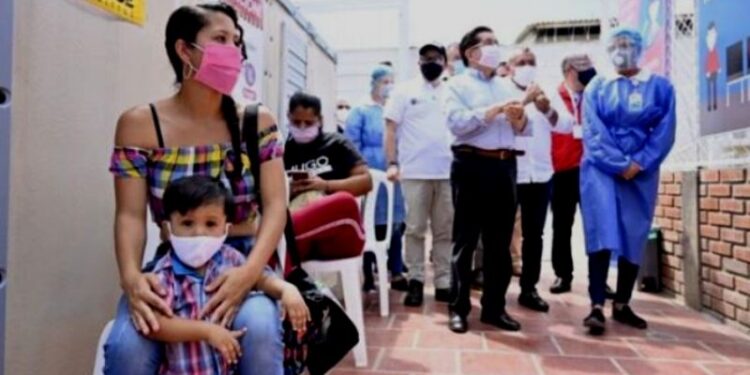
[336,47,418,105]
[521,40,610,93]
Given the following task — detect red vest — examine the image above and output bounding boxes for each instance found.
[551,83,583,172]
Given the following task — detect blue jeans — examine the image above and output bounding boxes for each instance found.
[103,293,283,375]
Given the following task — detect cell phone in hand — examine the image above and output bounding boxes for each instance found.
[287,170,310,181]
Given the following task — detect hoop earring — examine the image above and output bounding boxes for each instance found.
[183,62,196,80]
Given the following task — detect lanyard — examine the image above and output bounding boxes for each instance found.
[563,84,581,125]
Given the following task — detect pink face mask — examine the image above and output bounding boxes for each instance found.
[289,124,321,144]
[188,42,243,95]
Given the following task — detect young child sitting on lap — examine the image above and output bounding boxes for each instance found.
[146,175,309,374]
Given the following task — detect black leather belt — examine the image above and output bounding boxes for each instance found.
[452,145,524,160]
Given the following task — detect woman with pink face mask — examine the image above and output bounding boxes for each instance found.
[105,4,286,374]
[277,92,373,276]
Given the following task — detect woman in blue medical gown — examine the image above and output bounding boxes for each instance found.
[580,27,676,335]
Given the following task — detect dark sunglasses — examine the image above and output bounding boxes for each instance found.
[337,105,351,110]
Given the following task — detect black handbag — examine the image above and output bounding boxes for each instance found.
[237,105,360,375]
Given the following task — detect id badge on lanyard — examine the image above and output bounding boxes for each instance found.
[565,85,584,139]
[628,80,644,113]
[628,91,644,113]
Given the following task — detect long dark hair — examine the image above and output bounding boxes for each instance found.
[165,3,247,179]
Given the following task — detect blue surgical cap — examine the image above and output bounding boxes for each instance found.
[608,26,644,55]
[371,64,394,86]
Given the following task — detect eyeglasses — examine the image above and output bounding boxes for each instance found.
[337,105,351,110]
[468,37,499,52]
[514,59,536,67]
[607,38,637,52]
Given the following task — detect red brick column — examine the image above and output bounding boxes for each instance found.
[655,171,684,295]
[654,168,750,329]
[698,168,750,327]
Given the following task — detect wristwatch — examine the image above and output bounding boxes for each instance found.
[388,161,399,167]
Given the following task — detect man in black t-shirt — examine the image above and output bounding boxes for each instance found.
[283,92,372,202]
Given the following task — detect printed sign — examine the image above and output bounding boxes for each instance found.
[88,0,146,26]
[698,0,750,135]
[223,0,265,104]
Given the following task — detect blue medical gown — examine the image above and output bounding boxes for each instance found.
[345,102,406,225]
[580,73,676,265]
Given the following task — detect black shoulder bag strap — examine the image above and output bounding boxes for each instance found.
[241,105,301,268]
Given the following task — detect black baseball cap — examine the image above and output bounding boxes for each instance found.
[419,42,447,59]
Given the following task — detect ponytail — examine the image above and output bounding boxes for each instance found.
[221,95,244,181]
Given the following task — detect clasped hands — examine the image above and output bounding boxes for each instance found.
[484,100,527,132]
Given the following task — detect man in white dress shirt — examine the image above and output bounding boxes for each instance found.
[506,48,574,313]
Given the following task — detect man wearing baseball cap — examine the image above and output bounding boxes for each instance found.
[384,42,454,307]
[549,53,598,294]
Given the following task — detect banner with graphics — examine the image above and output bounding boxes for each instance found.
[618,0,672,76]
[698,0,750,136]
[87,0,146,26]
[223,0,265,104]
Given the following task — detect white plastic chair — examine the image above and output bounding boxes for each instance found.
[299,170,375,367]
[361,169,395,317]
[92,321,113,375]
[289,172,368,367]
[301,256,368,367]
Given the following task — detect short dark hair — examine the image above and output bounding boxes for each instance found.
[708,21,716,31]
[289,92,322,117]
[459,26,493,66]
[163,175,234,222]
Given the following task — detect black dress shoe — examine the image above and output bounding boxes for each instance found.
[518,291,550,313]
[605,285,616,300]
[549,278,572,294]
[480,311,521,331]
[449,312,468,333]
[612,305,648,329]
[583,307,606,336]
[434,288,451,303]
[403,280,424,307]
[390,275,409,292]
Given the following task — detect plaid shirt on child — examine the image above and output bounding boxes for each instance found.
[153,245,247,375]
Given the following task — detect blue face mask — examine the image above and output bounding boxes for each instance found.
[453,60,466,75]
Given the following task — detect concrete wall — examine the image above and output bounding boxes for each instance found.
[4,1,335,374]
[6,2,176,374]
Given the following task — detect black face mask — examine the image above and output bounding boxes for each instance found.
[420,62,444,82]
[577,68,597,87]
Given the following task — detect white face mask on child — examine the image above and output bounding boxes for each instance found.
[169,225,229,268]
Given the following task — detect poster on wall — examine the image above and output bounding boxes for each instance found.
[87,0,146,26]
[698,0,750,136]
[223,0,265,105]
[618,0,672,76]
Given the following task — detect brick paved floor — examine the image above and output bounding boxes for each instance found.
[331,214,750,375]
[332,276,750,375]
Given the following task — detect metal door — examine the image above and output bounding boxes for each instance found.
[278,21,308,138]
[0,0,14,373]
